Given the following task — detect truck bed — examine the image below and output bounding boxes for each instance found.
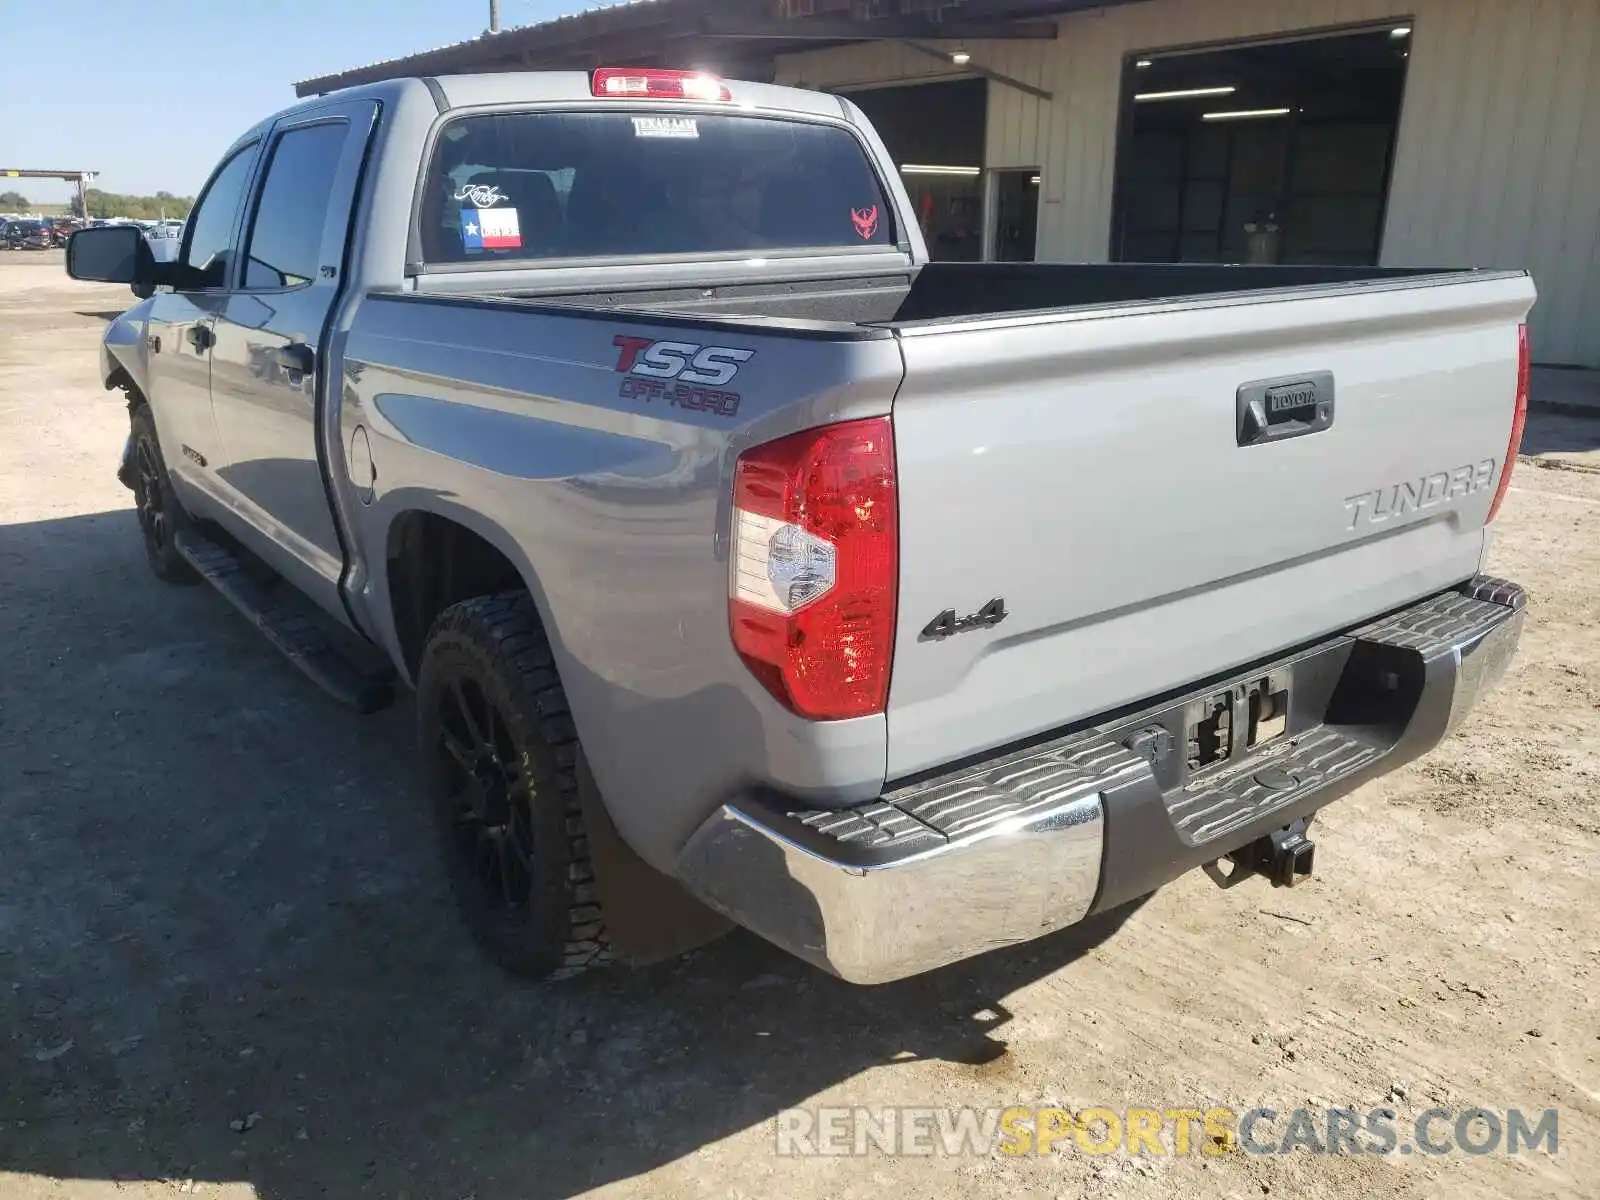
[478,261,1459,330]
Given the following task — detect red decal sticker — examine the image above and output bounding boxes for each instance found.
[851,206,880,240]
[613,334,654,373]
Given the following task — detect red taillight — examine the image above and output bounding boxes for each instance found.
[729,417,898,721]
[1486,324,1531,524]
[591,68,731,102]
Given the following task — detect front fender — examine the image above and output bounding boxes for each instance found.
[102,300,153,492]
[100,298,154,399]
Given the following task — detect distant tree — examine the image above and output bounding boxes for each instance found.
[83,189,195,220]
[0,190,30,211]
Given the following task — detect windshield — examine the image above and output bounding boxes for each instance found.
[419,110,895,265]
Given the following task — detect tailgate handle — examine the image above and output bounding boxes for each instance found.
[1237,372,1334,447]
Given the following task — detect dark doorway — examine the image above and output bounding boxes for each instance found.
[1112,27,1411,265]
[992,168,1041,261]
[844,78,988,261]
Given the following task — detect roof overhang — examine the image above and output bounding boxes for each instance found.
[295,0,1147,98]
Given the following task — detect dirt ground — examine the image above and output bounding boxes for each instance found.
[1,250,1596,1200]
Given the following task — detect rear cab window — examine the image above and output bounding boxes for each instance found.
[418,110,895,265]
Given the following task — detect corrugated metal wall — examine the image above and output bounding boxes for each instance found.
[776,0,1600,365]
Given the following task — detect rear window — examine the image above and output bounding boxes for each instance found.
[419,110,895,265]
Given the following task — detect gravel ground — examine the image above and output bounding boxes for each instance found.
[1,252,1597,1199]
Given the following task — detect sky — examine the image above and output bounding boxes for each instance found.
[0,0,589,203]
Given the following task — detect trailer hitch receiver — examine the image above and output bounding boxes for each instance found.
[1202,818,1316,890]
[1255,819,1316,888]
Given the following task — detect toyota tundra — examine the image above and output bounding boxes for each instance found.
[65,69,1533,984]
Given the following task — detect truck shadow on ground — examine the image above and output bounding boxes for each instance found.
[0,508,1144,1199]
[1520,405,1600,457]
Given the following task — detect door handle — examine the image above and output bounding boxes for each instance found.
[186,324,214,353]
[274,343,315,375]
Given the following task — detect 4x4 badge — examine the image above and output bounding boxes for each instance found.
[922,598,1008,641]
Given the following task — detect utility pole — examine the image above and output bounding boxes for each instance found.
[489,0,499,33]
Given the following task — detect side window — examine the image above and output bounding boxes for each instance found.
[179,145,257,290]
[242,122,350,290]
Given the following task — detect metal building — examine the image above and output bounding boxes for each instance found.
[300,0,1600,366]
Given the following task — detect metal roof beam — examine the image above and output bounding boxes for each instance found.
[2,169,97,180]
[958,0,1147,14]
[698,16,1059,41]
[900,41,1052,100]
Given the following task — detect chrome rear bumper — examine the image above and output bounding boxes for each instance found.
[679,739,1138,985]
[678,576,1525,984]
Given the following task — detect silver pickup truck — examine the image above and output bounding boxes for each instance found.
[66,69,1534,985]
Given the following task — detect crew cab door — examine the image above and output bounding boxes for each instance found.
[207,100,377,616]
[145,142,261,499]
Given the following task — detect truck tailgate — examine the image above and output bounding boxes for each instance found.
[885,272,1535,779]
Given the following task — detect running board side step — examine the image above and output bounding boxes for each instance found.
[173,528,395,714]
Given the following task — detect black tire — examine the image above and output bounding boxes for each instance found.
[417,592,612,980]
[129,405,196,584]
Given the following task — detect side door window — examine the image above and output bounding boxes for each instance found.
[240,122,351,290]
[178,146,257,290]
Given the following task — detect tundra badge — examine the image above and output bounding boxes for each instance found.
[1344,459,1496,530]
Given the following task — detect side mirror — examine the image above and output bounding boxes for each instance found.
[66,226,166,298]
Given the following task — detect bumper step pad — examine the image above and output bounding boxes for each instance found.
[1168,727,1382,846]
[1352,587,1522,652]
[792,734,1146,866]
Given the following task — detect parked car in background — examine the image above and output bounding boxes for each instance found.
[47,218,86,247]
[5,219,51,250]
[143,219,184,263]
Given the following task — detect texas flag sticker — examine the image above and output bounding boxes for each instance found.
[460,206,521,251]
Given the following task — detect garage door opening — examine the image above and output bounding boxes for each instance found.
[1112,26,1412,265]
[843,79,988,261]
